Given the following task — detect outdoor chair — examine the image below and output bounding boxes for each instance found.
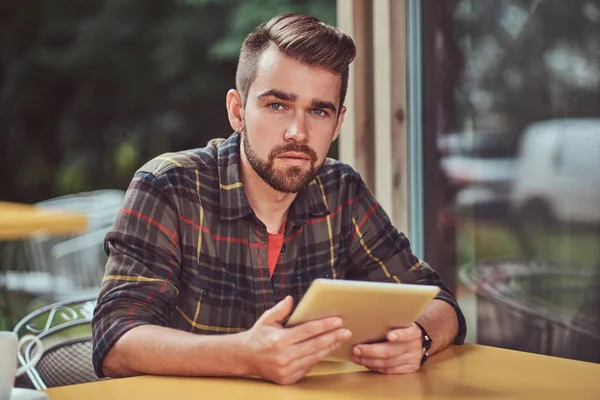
[12,296,105,389]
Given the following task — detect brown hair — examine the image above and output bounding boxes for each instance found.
[236,14,356,112]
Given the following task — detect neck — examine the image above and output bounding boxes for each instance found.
[239,153,296,234]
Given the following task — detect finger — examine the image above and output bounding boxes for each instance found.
[291,341,343,371]
[353,351,421,369]
[276,364,314,386]
[353,341,409,359]
[387,324,422,342]
[285,316,345,344]
[258,296,294,325]
[294,328,351,356]
[278,341,344,385]
[369,363,421,375]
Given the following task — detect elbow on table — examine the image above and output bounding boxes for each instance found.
[101,344,136,378]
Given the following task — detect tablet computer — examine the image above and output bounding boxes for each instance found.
[285,279,440,361]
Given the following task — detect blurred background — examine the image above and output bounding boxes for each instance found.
[0,0,599,390]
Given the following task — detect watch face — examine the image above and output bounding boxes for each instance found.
[423,334,432,351]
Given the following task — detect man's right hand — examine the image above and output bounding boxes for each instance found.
[239,296,352,385]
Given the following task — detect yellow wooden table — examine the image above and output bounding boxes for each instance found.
[0,201,89,328]
[0,201,88,240]
[44,344,600,400]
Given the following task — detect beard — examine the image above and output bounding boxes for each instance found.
[241,126,321,193]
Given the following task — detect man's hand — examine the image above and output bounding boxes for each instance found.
[239,296,352,385]
[352,323,423,375]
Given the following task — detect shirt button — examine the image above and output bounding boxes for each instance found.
[281,244,287,253]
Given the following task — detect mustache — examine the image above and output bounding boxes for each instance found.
[269,143,318,162]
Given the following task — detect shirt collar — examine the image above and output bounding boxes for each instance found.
[287,179,331,225]
[217,132,330,223]
[217,133,253,220]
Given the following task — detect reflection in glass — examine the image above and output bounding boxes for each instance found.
[421,0,600,363]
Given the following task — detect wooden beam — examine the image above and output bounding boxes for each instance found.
[336,0,356,169]
[373,0,393,215]
[337,0,375,190]
[390,0,409,234]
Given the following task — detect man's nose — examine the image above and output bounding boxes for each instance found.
[284,112,308,143]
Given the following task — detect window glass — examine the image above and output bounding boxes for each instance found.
[420,0,600,363]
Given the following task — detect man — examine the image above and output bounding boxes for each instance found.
[92,13,466,385]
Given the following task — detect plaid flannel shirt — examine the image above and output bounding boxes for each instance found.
[92,133,466,377]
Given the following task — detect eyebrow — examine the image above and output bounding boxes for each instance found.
[257,89,298,102]
[311,98,337,114]
[257,89,338,114]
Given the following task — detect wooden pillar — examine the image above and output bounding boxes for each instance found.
[338,0,409,236]
[337,0,375,190]
[390,0,409,235]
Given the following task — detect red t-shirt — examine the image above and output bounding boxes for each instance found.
[267,222,285,278]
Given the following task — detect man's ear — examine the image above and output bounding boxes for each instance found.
[332,106,346,142]
[226,89,244,131]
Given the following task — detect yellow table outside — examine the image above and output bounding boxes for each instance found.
[44,344,600,400]
[0,201,88,328]
[0,201,88,240]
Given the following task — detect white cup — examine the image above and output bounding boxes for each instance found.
[0,332,43,400]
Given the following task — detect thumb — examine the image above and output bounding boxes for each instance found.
[258,296,294,325]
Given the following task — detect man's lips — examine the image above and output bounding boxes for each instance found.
[276,151,312,166]
[277,151,311,160]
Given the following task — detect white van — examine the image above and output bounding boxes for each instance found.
[510,119,600,225]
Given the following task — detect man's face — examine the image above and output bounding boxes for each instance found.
[240,47,345,193]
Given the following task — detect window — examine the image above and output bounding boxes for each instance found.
[418,0,600,363]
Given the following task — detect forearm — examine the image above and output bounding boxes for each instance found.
[102,325,250,378]
[416,299,459,355]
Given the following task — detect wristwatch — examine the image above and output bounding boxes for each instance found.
[415,322,432,365]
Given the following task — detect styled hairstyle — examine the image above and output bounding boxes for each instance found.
[236,14,356,112]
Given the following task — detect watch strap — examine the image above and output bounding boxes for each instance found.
[415,322,432,365]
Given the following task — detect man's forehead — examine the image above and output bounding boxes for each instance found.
[251,46,341,103]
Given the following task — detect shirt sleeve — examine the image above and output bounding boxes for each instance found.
[347,179,467,345]
[92,172,182,377]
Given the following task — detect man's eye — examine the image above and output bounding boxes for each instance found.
[269,103,284,110]
[312,109,328,117]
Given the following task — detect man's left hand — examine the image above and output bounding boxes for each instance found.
[352,323,423,374]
